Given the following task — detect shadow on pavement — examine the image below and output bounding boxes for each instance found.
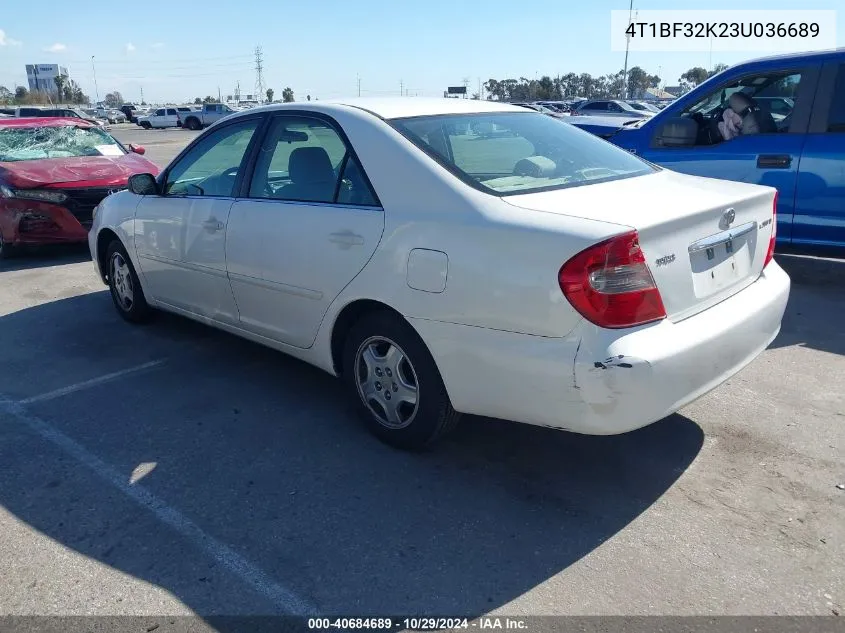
[770,253,845,357]
[0,244,91,273]
[0,292,704,623]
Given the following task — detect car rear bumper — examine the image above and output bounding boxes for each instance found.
[410,261,790,435]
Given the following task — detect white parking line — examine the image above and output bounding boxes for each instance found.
[18,360,166,405]
[0,395,317,616]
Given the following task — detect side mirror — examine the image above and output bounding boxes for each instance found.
[128,173,159,195]
[128,144,146,155]
[653,117,698,148]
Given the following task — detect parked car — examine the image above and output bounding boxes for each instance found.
[13,107,108,129]
[0,117,158,257]
[136,107,180,129]
[120,103,142,123]
[178,103,238,130]
[89,98,789,449]
[512,103,567,118]
[97,107,127,124]
[626,101,661,114]
[575,49,845,249]
[572,99,652,119]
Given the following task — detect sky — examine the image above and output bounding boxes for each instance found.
[0,0,842,104]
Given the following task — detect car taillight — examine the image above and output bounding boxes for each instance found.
[764,191,778,268]
[558,230,666,329]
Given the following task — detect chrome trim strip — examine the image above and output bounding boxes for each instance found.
[688,221,757,254]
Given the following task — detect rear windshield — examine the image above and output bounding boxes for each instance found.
[390,112,654,195]
[0,125,126,162]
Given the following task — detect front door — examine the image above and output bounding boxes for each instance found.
[134,117,261,323]
[225,114,384,348]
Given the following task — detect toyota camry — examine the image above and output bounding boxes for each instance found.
[88,98,790,449]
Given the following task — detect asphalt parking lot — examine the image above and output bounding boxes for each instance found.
[0,126,843,621]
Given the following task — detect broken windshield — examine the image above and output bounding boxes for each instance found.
[0,125,126,162]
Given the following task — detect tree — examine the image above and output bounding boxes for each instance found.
[194,97,202,104]
[104,92,124,107]
[282,87,294,102]
[15,86,28,102]
[679,67,709,92]
[203,95,215,103]
[708,63,729,78]
[265,88,274,103]
[0,85,12,105]
[471,92,480,100]
[53,74,68,101]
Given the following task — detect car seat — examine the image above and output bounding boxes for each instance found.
[282,146,336,203]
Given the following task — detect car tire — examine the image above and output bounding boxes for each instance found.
[186,118,200,131]
[106,240,152,323]
[141,121,151,129]
[342,311,460,450]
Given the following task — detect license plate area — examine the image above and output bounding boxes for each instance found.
[689,231,754,299]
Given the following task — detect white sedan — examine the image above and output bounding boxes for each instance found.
[89,98,790,449]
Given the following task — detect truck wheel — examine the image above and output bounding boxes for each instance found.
[186,118,201,131]
[141,121,151,129]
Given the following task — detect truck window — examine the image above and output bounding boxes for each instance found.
[682,70,803,144]
[828,65,845,133]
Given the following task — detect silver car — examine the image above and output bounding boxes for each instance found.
[573,99,652,119]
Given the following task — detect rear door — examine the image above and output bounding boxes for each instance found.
[164,108,179,127]
[792,60,845,247]
[225,113,384,348]
[152,109,166,127]
[641,65,820,244]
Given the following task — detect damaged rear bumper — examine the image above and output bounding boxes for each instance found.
[409,261,790,435]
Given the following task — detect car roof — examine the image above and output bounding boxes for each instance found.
[0,117,95,128]
[233,97,528,121]
[735,46,845,68]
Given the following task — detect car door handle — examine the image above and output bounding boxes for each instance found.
[202,219,225,231]
[329,231,364,247]
[757,154,792,169]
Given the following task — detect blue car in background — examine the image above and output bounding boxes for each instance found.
[569,49,845,249]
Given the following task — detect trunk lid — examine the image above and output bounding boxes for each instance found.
[504,170,777,322]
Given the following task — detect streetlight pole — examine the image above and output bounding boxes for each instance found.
[91,56,99,104]
[622,0,633,99]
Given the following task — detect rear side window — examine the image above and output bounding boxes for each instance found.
[392,111,654,196]
[828,64,845,132]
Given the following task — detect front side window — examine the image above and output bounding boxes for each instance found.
[0,125,126,162]
[165,119,258,196]
[249,115,377,205]
[155,109,165,116]
[392,112,655,196]
[683,70,803,143]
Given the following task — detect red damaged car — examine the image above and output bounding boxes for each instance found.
[0,117,159,257]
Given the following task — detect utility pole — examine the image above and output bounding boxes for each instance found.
[357,74,361,97]
[400,79,404,96]
[622,0,634,99]
[140,86,144,104]
[91,56,99,103]
[254,45,266,103]
[218,86,221,103]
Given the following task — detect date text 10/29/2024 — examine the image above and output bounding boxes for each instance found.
[307,617,529,630]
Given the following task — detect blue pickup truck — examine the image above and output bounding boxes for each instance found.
[570,49,845,249]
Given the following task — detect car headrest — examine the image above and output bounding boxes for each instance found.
[288,146,334,184]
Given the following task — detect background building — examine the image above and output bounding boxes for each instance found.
[25,64,70,95]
